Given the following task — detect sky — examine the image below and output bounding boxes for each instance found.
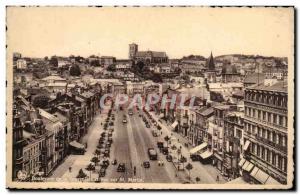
[7,7,294,59]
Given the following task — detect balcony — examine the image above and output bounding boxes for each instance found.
[15,156,23,165]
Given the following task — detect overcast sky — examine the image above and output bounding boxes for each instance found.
[7,7,294,59]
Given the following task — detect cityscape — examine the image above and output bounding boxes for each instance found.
[12,42,289,185]
[5,6,295,190]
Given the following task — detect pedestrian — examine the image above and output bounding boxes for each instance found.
[69,166,72,172]
[216,175,219,182]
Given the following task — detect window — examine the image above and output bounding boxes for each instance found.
[268,112,271,123]
[257,145,260,157]
[273,114,277,124]
[266,149,270,162]
[278,155,282,170]
[272,152,276,165]
[263,111,266,121]
[258,110,261,120]
[262,146,265,159]
[262,129,266,139]
[279,115,283,126]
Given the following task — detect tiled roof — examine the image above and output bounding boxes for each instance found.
[136,51,167,58]
[41,75,66,81]
[197,107,214,116]
[248,81,287,93]
[244,73,265,84]
[39,108,60,123]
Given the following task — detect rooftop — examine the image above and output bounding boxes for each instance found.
[244,73,265,84]
[248,81,287,93]
[41,75,66,81]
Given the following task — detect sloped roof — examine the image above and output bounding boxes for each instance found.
[244,73,265,84]
[39,108,60,123]
[136,51,167,58]
[197,107,214,116]
[249,81,287,93]
[41,75,66,81]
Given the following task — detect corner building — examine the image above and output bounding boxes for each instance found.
[242,81,288,184]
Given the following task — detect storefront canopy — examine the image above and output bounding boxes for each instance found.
[189,142,207,155]
[238,158,246,167]
[265,176,281,185]
[200,150,213,159]
[69,141,85,150]
[171,121,178,129]
[243,140,251,151]
[245,162,254,172]
[251,167,269,184]
[242,161,250,170]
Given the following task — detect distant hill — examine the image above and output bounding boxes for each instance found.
[181,55,206,61]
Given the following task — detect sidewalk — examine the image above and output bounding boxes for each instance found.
[148,111,226,184]
[50,112,107,182]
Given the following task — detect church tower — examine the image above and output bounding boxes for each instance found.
[129,43,138,59]
[205,52,217,83]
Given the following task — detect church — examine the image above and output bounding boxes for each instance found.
[129,43,168,64]
[204,52,218,83]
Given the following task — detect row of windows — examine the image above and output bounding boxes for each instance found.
[250,142,287,173]
[245,91,287,108]
[24,157,40,174]
[245,122,287,148]
[245,106,287,128]
[24,142,43,161]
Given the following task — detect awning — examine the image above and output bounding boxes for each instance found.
[243,140,251,150]
[214,153,223,161]
[69,141,85,149]
[200,150,213,159]
[265,176,281,185]
[250,166,259,177]
[242,161,250,170]
[252,168,270,184]
[171,121,179,129]
[245,162,254,172]
[238,158,246,167]
[189,142,207,154]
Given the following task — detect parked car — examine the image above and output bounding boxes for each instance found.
[148,148,158,160]
[146,124,151,128]
[190,154,200,161]
[162,147,169,155]
[117,163,126,172]
[152,130,158,137]
[99,168,106,177]
[143,161,150,168]
[123,119,127,123]
[102,160,110,168]
[166,155,172,162]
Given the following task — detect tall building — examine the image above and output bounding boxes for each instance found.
[204,52,217,83]
[129,43,138,59]
[128,43,168,64]
[242,81,287,184]
[221,62,240,83]
[12,106,25,180]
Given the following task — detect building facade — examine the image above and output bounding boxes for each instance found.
[243,81,287,184]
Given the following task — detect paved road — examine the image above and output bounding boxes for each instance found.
[105,108,183,183]
[50,106,224,184]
